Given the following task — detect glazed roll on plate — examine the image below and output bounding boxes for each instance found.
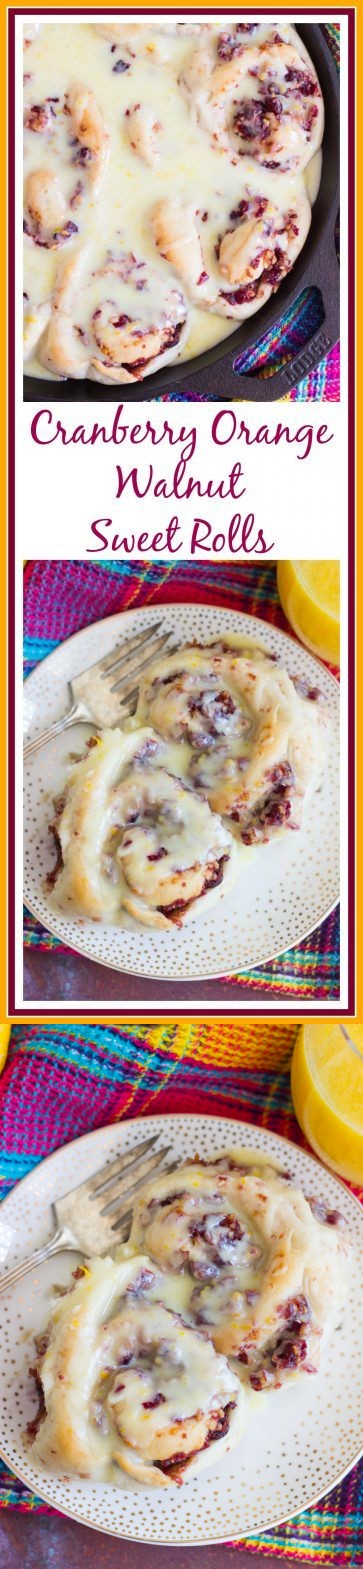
[131,635,328,845]
[29,1254,245,1486]
[49,728,236,928]
[129,1155,350,1389]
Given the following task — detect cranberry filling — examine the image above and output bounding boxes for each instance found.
[27,1370,47,1439]
[235,765,295,845]
[24,102,52,132]
[24,214,78,250]
[53,220,78,245]
[186,1207,255,1280]
[157,1400,235,1475]
[72,145,93,167]
[129,319,183,375]
[70,179,83,208]
[157,854,227,922]
[221,237,294,308]
[234,99,275,145]
[247,1295,312,1389]
[278,1293,311,1326]
[217,24,257,60]
[284,66,318,95]
[148,1191,185,1210]
[267,761,294,788]
[186,688,237,744]
[126,1267,156,1295]
[112,59,131,73]
[229,195,268,223]
[308,1198,346,1228]
[142,1392,166,1409]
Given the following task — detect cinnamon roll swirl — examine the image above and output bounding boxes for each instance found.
[24,82,109,251]
[29,1254,245,1485]
[153,190,310,321]
[131,636,327,846]
[38,245,188,382]
[48,728,236,928]
[182,26,324,174]
[129,1156,349,1389]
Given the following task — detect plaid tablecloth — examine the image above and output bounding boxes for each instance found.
[0,1019,361,1563]
[163,23,340,404]
[24,560,340,1002]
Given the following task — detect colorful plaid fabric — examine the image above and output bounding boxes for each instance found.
[0,1020,361,1564]
[23,560,340,1001]
[162,24,340,404]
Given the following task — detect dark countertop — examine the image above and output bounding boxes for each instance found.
[0,1514,305,1569]
[23,948,260,1006]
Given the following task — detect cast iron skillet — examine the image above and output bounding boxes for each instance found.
[23,24,339,404]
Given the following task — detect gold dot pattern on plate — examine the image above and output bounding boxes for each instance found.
[0,1115,361,1544]
[23,605,339,981]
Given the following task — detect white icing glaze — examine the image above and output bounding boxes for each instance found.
[130,634,328,843]
[47,637,328,928]
[30,1155,350,1487]
[30,1253,246,1486]
[182,29,324,174]
[50,727,237,929]
[128,1152,350,1382]
[23,20,323,380]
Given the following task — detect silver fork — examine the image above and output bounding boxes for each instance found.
[24,621,174,760]
[0,1133,171,1294]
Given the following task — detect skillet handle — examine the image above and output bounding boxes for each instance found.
[185,212,340,404]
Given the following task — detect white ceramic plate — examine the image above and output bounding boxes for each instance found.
[0,1114,361,1545]
[23,604,339,980]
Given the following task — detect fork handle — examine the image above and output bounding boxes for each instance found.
[0,1225,80,1293]
[23,701,95,760]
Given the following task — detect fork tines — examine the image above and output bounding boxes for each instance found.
[85,1133,160,1197]
[90,1142,171,1210]
[78,620,172,692]
[109,630,173,696]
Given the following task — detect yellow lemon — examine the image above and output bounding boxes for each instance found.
[0,1022,11,1074]
[277,561,340,666]
[291,1022,363,1183]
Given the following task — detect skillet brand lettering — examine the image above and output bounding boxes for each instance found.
[280,333,332,388]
